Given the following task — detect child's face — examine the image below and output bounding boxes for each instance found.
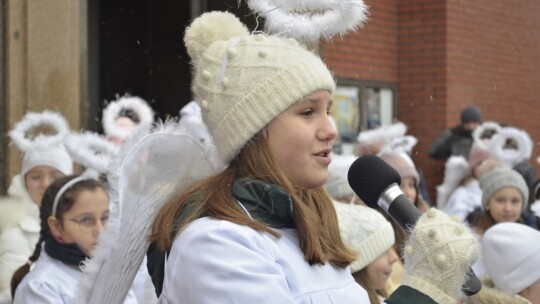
[25,166,65,205]
[54,188,110,256]
[266,90,337,189]
[400,177,417,204]
[366,247,399,290]
[487,187,523,223]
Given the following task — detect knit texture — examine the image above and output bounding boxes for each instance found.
[482,222,540,295]
[334,202,395,273]
[403,208,479,303]
[185,11,336,164]
[479,167,529,210]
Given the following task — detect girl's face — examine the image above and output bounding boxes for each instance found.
[267,90,337,189]
[400,177,417,204]
[487,187,523,223]
[49,188,110,256]
[366,248,399,290]
[25,166,65,205]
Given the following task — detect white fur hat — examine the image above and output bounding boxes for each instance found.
[334,202,395,273]
[482,222,540,295]
[9,111,73,176]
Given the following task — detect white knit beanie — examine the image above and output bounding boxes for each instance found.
[479,167,529,210]
[334,202,395,273]
[185,11,336,164]
[482,222,540,295]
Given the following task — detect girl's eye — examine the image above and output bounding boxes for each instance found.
[79,216,94,225]
[300,109,313,117]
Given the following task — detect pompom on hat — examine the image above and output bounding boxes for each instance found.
[479,167,529,210]
[482,222,540,295]
[9,111,73,176]
[185,11,336,164]
[334,202,395,273]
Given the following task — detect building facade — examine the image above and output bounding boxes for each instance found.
[1,0,539,200]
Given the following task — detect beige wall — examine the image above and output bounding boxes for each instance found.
[3,0,87,187]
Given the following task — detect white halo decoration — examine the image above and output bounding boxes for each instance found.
[9,111,69,152]
[102,95,154,139]
[248,0,369,43]
[64,131,119,175]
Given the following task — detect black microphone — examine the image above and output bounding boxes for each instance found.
[347,155,481,296]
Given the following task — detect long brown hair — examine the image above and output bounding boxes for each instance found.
[10,176,106,298]
[353,269,388,304]
[150,132,356,267]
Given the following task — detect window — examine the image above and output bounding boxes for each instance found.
[332,79,397,143]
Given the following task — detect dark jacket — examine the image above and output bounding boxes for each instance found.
[385,285,438,304]
[429,125,473,160]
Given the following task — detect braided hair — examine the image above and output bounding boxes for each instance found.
[10,175,106,298]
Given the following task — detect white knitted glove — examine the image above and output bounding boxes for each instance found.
[402,208,479,304]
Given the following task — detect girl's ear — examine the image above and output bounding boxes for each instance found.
[47,216,64,242]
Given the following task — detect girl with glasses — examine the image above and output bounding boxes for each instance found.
[10,175,139,303]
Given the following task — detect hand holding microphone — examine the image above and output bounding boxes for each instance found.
[347,155,481,300]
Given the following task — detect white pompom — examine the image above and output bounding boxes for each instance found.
[184,11,249,63]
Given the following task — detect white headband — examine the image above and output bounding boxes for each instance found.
[51,170,99,217]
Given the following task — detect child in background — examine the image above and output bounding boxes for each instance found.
[469,167,530,277]
[0,111,73,303]
[466,222,540,304]
[378,152,430,213]
[11,175,143,303]
[335,203,398,303]
[11,175,109,303]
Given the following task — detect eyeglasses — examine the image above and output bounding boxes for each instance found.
[66,214,109,232]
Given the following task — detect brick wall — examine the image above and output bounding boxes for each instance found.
[321,0,398,82]
[322,0,540,202]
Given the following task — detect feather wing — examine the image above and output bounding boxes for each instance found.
[73,119,220,304]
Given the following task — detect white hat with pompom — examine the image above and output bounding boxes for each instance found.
[185,11,336,164]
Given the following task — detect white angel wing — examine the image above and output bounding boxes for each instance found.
[73,119,220,304]
[436,155,470,210]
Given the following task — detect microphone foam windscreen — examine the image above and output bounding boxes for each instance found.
[347,155,402,208]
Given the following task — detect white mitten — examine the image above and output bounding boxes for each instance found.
[402,208,479,304]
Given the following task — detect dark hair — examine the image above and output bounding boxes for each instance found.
[10,175,106,298]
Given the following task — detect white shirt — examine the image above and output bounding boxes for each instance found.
[13,251,143,304]
[159,217,369,304]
